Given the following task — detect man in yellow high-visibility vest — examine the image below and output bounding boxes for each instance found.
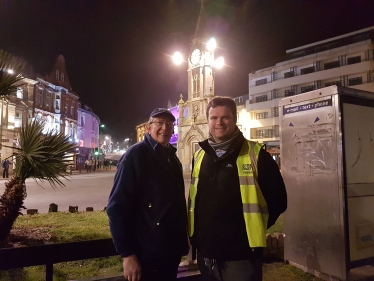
[189,97,287,281]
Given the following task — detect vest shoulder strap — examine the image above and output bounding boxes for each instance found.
[247,140,264,182]
[193,148,204,167]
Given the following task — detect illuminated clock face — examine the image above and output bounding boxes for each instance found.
[190,48,202,66]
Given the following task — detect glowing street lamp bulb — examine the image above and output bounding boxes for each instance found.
[7,69,14,74]
[207,38,216,51]
[172,51,183,65]
[214,56,224,69]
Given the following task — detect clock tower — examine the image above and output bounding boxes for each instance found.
[177,0,216,171]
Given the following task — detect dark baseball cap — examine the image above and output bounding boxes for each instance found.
[149,108,175,121]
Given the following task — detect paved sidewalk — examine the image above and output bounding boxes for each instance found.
[70,166,117,176]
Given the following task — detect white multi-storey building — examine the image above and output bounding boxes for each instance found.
[233,95,250,139]
[247,26,374,154]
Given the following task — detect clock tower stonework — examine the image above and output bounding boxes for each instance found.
[177,44,215,171]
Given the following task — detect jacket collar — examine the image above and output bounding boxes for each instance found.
[145,133,177,154]
[144,133,182,184]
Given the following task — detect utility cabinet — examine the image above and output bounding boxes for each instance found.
[280,86,374,280]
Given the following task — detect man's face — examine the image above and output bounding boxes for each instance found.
[147,114,174,146]
[208,106,236,143]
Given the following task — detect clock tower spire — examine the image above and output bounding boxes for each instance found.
[177,0,216,171]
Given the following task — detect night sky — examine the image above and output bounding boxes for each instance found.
[0,0,374,142]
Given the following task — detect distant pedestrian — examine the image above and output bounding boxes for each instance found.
[2,159,10,178]
[85,159,91,172]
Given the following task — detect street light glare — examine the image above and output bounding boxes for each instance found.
[214,56,224,69]
[7,69,14,74]
[207,38,216,51]
[172,51,183,65]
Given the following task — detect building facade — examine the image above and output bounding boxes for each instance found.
[34,55,80,139]
[247,26,374,153]
[0,77,36,168]
[233,95,250,140]
[0,54,102,171]
[77,104,100,165]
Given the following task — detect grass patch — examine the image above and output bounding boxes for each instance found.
[0,212,322,281]
[12,211,111,242]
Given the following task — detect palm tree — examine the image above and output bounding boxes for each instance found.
[0,50,27,99]
[0,50,77,242]
[0,120,76,242]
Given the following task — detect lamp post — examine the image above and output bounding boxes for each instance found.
[124,138,131,150]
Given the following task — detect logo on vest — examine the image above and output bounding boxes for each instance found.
[242,164,253,174]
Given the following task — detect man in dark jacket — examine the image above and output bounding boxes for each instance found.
[189,97,287,281]
[2,159,10,178]
[107,108,189,281]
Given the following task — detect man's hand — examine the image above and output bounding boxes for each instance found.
[123,255,141,281]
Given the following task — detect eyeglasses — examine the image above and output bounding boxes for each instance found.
[150,121,174,128]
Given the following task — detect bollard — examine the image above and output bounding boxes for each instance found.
[266,234,272,250]
[27,209,38,215]
[275,233,285,248]
[271,234,278,249]
[49,203,58,213]
[69,206,78,213]
[86,207,94,212]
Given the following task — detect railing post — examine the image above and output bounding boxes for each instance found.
[46,263,53,281]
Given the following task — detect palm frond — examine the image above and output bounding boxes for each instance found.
[0,50,27,99]
[11,120,77,185]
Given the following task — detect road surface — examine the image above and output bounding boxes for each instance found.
[0,171,116,213]
[0,170,191,214]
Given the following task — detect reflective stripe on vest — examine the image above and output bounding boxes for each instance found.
[188,148,204,237]
[188,141,268,248]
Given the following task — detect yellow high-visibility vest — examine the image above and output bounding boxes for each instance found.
[188,140,268,248]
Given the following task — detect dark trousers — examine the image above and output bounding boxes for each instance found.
[139,256,181,281]
[197,251,263,281]
[3,168,8,178]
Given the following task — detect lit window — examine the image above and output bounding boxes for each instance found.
[16,87,23,99]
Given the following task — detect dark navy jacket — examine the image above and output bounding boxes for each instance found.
[107,134,189,259]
